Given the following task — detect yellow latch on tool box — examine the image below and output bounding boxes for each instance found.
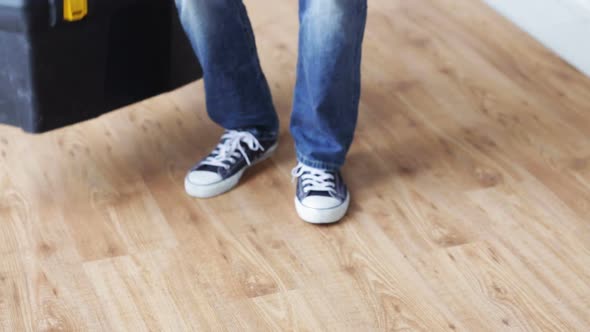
[63,0,88,22]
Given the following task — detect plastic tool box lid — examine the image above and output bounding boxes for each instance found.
[0,0,139,32]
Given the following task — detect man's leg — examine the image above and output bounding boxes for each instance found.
[291,0,367,170]
[290,0,367,224]
[175,0,278,134]
[176,0,280,198]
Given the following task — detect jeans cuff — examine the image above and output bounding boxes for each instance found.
[236,127,279,140]
[296,152,342,171]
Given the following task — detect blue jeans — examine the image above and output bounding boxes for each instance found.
[175,0,367,170]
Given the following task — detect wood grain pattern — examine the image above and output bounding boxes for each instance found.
[1,0,590,330]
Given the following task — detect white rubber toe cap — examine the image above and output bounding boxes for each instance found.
[295,193,350,224]
[300,196,342,209]
[187,171,222,185]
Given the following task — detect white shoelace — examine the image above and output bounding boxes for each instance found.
[201,130,264,169]
[291,163,336,194]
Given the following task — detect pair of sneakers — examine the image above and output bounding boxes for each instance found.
[184,130,350,224]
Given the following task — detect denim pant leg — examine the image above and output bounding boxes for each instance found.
[175,0,279,134]
[291,0,368,170]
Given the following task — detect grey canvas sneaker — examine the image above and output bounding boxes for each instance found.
[291,163,350,224]
[185,130,278,198]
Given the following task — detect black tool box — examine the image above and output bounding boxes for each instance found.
[0,0,201,133]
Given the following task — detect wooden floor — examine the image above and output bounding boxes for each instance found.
[1,0,590,331]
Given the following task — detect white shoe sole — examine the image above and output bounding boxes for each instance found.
[184,143,278,198]
[294,192,350,224]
